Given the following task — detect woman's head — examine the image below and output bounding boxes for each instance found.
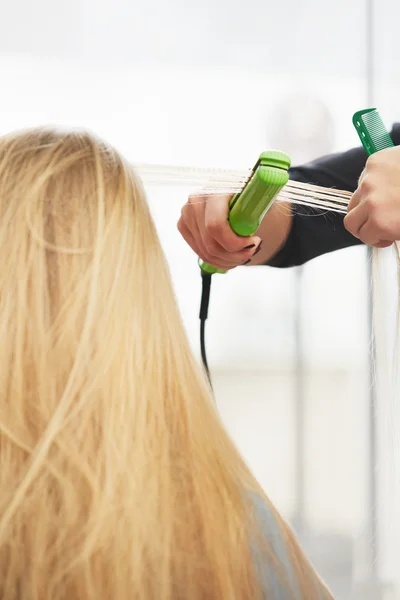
[0,126,175,387]
[0,127,331,599]
[0,126,193,453]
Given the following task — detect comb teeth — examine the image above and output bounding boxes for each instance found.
[361,110,394,152]
[353,108,394,156]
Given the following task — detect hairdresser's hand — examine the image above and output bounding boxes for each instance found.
[178,194,292,269]
[177,194,263,270]
[344,146,400,248]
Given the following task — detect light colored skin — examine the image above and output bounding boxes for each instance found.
[178,146,400,267]
[344,146,400,249]
[177,195,293,269]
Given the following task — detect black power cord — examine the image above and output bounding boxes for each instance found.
[199,272,213,389]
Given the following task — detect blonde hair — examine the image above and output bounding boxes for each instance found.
[371,244,400,591]
[0,127,331,599]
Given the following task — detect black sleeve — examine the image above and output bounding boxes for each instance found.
[266,123,400,268]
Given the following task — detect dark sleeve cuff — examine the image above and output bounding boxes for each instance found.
[265,206,363,268]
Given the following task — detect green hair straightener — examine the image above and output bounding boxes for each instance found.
[199,150,291,386]
[199,150,291,275]
[199,109,394,388]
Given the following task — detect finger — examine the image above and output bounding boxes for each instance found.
[374,240,393,249]
[357,218,383,246]
[358,168,366,185]
[347,167,371,213]
[358,219,394,248]
[198,217,260,265]
[191,215,255,269]
[179,198,209,256]
[179,216,258,269]
[343,201,369,238]
[177,219,200,254]
[181,194,261,267]
[203,238,261,267]
[203,194,260,251]
[180,198,205,229]
[347,189,362,213]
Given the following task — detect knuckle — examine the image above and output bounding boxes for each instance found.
[187,195,197,205]
[343,214,353,232]
[365,195,379,213]
[366,153,381,168]
[346,201,356,214]
[359,177,375,195]
[187,195,203,207]
[180,201,197,222]
[346,194,357,213]
[205,218,223,235]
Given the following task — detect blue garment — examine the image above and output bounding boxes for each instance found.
[250,493,332,599]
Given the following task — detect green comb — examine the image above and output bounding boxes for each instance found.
[199,150,291,275]
[352,108,394,156]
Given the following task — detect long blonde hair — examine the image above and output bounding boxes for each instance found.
[371,244,400,592]
[0,127,331,599]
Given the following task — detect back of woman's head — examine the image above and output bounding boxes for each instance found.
[0,127,331,599]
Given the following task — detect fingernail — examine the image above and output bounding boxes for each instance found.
[253,241,263,256]
[244,243,256,250]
